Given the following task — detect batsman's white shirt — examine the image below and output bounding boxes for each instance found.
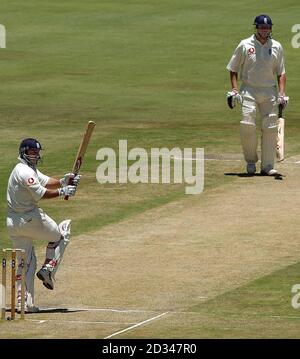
[7,159,61,244]
[226,35,285,88]
[7,158,49,213]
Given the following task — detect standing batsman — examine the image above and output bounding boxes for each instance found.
[226,14,289,175]
[6,138,80,312]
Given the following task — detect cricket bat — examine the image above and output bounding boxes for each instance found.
[276,104,284,162]
[64,121,96,200]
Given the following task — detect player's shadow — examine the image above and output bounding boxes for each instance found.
[224,172,259,177]
[37,308,85,314]
[5,307,85,318]
[224,173,284,180]
[13,308,86,315]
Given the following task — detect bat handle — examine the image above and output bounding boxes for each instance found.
[278,103,283,118]
[64,177,74,201]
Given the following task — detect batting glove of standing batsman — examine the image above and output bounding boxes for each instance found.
[278,95,289,110]
[60,173,81,187]
[227,90,243,109]
[58,185,77,197]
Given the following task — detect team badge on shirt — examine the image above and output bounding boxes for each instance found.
[27,177,35,185]
[248,47,255,54]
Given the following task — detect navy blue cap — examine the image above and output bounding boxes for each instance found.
[254,14,273,27]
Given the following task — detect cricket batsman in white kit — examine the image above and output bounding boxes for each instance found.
[7,138,80,312]
[226,14,289,175]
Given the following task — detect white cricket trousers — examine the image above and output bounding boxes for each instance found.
[6,207,61,307]
[239,84,278,170]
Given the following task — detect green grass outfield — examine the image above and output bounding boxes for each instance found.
[1,0,300,338]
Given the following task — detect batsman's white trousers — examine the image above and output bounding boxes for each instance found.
[239,84,278,169]
[7,207,61,307]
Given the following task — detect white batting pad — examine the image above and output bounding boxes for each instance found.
[240,121,258,164]
[45,219,72,279]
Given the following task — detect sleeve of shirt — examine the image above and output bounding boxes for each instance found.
[19,167,47,201]
[226,41,245,72]
[275,44,286,76]
[36,169,50,187]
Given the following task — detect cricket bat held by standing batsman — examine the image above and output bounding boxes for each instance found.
[65,121,96,200]
[276,104,285,162]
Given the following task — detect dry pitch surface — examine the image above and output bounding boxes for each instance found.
[1,155,300,338]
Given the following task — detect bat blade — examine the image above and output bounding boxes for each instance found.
[64,121,96,200]
[276,104,284,162]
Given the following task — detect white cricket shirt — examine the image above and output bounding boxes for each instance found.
[226,35,285,88]
[7,158,50,213]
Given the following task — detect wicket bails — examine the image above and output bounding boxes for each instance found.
[1,248,26,320]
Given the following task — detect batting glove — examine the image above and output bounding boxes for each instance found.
[60,173,81,187]
[227,90,243,109]
[58,185,77,197]
[278,95,289,110]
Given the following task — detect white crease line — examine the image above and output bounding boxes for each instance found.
[173,157,300,164]
[173,157,242,162]
[28,319,136,325]
[165,312,300,319]
[268,315,300,320]
[205,158,242,162]
[104,312,168,339]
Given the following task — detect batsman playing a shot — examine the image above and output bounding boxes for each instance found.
[6,138,80,312]
[226,14,289,175]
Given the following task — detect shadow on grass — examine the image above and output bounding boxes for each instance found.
[5,308,86,316]
[224,173,285,180]
[37,308,85,314]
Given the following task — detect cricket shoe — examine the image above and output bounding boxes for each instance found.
[36,267,54,290]
[261,165,277,176]
[247,163,256,175]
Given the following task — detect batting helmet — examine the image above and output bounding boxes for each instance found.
[19,138,43,167]
[253,14,273,28]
